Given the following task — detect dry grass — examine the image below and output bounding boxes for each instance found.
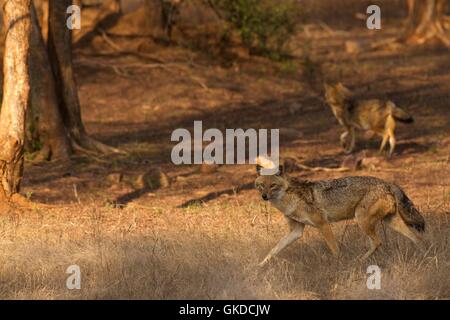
[0,196,448,300]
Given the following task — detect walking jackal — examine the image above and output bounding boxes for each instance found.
[324,83,414,156]
[255,160,425,266]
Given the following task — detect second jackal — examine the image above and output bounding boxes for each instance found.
[324,83,414,156]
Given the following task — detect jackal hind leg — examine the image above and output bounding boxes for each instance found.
[386,116,396,157]
[359,222,381,261]
[318,224,340,257]
[355,197,392,260]
[379,132,389,154]
[388,131,396,158]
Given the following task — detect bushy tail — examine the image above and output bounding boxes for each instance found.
[388,102,414,124]
[391,184,425,232]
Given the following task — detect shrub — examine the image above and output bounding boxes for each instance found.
[213,0,299,59]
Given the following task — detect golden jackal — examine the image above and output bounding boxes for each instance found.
[324,83,413,156]
[254,160,425,266]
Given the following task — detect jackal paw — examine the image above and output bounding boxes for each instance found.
[358,251,375,262]
[344,148,354,155]
[358,254,370,262]
[258,256,271,267]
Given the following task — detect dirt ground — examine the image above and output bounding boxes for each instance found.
[0,6,449,299]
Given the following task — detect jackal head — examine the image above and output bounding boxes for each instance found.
[255,164,288,201]
[324,82,352,106]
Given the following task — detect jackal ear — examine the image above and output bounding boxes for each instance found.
[275,165,284,176]
[256,164,263,175]
[336,82,352,97]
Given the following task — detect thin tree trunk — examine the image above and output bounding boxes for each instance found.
[47,0,120,154]
[144,0,169,39]
[0,0,32,201]
[48,0,83,142]
[29,1,72,160]
[402,0,450,46]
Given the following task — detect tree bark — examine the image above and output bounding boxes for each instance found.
[402,0,450,47]
[0,0,32,201]
[41,0,49,42]
[144,0,166,39]
[29,1,72,160]
[48,0,120,154]
[48,0,83,142]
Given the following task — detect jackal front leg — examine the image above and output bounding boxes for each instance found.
[340,130,349,149]
[346,127,356,153]
[341,127,355,153]
[259,222,305,267]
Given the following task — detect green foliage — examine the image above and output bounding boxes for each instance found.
[279,59,299,75]
[25,112,43,154]
[28,139,43,153]
[214,0,299,59]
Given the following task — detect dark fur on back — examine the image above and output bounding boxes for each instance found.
[286,177,315,204]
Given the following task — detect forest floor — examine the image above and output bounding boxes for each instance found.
[0,18,449,299]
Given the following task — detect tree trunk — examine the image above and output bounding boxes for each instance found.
[48,0,83,142]
[41,0,49,43]
[402,0,450,47]
[0,0,32,201]
[144,0,166,39]
[29,1,72,160]
[47,0,120,154]
[144,0,183,40]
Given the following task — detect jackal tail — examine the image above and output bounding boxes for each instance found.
[391,185,425,232]
[388,101,414,124]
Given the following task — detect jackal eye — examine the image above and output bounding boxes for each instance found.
[270,184,278,189]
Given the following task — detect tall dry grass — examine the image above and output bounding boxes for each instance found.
[0,197,448,299]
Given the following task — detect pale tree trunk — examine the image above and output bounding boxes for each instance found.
[29,1,72,160]
[41,0,49,42]
[48,0,120,154]
[402,0,450,46]
[0,0,32,202]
